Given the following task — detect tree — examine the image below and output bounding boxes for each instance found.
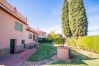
[68,0,88,37]
[61,0,72,38]
[55,33,63,38]
[47,31,56,41]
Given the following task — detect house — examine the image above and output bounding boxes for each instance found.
[0,0,38,56]
[26,26,38,42]
[38,30,46,38]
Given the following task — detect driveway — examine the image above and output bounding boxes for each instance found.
[0,48,36,66]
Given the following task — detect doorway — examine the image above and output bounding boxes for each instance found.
[22,40,25,48]
[10,39,16,54]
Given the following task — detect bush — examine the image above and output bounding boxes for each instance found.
[77,36,94,51]
[67,37,77,47]
[69,48,76,59]
[54,37,65,44]
[67,35,99,53]
[38,37,52,43]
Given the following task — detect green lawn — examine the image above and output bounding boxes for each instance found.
[27,43,57,61]
[27,43,99,66]
[49,49,99,66]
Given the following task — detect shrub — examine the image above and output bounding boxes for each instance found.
[67,37,77,47]
[54,37,65,44]
[69,48,76,59]
[38,37,52,43]
[67,35,99,53]
[77,36,94,51]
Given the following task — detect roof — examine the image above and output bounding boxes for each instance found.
[0,0,40,35]
[26,26,39,35]
[0,0,28,25]
[38,30,46,35]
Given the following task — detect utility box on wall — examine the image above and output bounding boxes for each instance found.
[57,46,69,61]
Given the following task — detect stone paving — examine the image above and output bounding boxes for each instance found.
[0,48,37,66]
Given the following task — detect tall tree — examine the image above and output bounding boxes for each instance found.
[68,0,88,37]
[61,0,72,37]
[47,31,56,39]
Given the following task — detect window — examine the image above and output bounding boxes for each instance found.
[29,33,32,39]
[15,22,23,32]
[22,40,25,44]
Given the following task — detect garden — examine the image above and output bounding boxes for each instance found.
[25,34,99,66]
[25,42,99,66]
[24,0,99,65]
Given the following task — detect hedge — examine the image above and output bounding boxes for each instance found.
[67,37,77,46]
[67,35,99,53]
[38,37,52,43]
[54,38,65,44]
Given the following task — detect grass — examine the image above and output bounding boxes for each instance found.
[49,49,99,66]
[27,43,99,66]
[27,43,57,61]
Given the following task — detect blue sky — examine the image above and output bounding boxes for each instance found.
[7,0,99,35]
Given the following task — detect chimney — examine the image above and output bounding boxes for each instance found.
[14,7,17,14]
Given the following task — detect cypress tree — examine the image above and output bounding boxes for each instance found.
[68,0,88,37]
[61,0,72,37]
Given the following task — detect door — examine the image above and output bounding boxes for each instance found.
[33,35,35,41]
[10,39,16,54]
[22,40,25,48]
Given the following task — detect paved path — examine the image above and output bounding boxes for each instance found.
[0,48,37,66]
[73,48,99,58]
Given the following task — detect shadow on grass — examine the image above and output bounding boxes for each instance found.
[51,51,97,66]
[71,52,97,64]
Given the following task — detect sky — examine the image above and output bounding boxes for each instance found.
[7,0,99,35]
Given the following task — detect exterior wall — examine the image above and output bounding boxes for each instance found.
[0,0,27,23]
[26,32,36,44]
[0,8,35,56]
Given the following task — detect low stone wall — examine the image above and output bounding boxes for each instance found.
[0,45,23,57]
[15,44,25,53]
[0,47,10,57]
[25,43,37,49]
[16,44,24,50]
[0,42,37,57]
